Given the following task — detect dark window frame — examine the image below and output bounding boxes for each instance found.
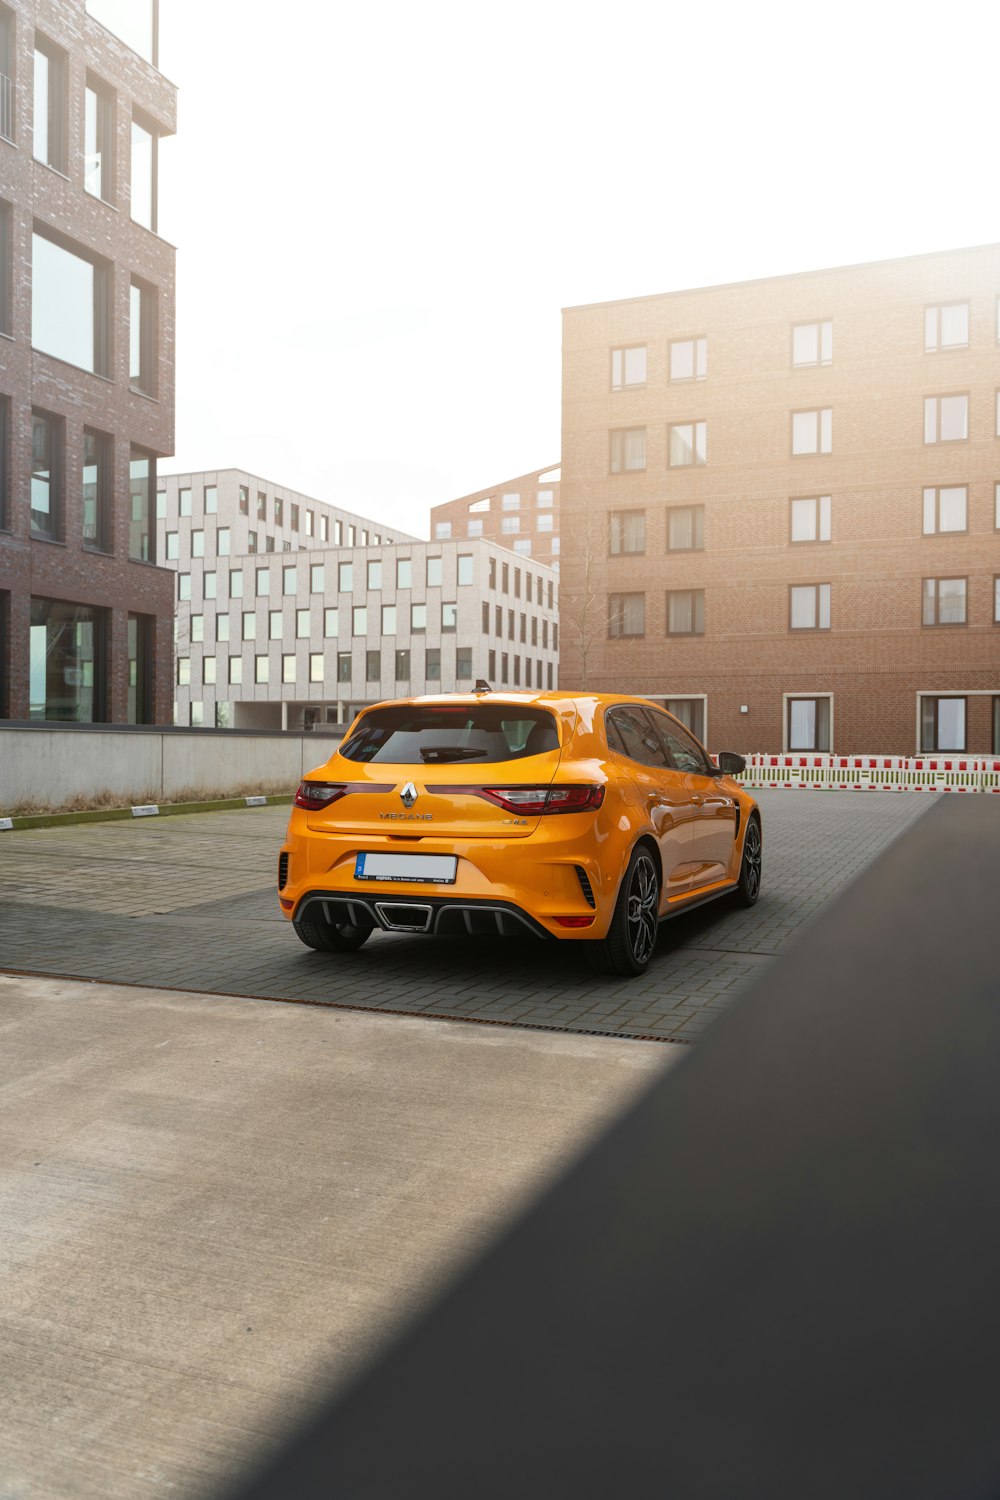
[665,588,705,637]
[609,509,646,556]
[921,576,968,628]
[30,407,64,541]
[920,695,967,754]
[666,504,705,552]
[789,582,831,632]
[82,426,113,552]
[608,591,645,639]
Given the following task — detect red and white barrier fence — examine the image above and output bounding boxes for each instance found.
[714,754,1000,794]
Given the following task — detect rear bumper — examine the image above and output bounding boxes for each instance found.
[294,890,554,939]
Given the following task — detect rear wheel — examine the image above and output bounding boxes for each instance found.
[732,816,762,907]
[293,909,374,952]
[585,845,660,977]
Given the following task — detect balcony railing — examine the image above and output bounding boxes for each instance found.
[0,73,12,144]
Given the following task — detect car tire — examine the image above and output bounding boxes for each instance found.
[293,911,374,952]
[732,816,762,907]
[585,845,660,977]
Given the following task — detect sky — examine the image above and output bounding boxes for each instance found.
[158,0,998,539]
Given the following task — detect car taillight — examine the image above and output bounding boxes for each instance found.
[294,781,348,810]
[479,784,605,816]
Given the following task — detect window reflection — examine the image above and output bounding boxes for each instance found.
[30,597,105,720]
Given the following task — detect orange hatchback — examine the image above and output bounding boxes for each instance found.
[278,690,761,977]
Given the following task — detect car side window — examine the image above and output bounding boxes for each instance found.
[650,711,712,775]
[605,708,671,770]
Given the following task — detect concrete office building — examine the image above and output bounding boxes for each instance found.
[430,466,562,570]
[158,470,559,729]
[0,0,176,722]
[559,244,1000,755]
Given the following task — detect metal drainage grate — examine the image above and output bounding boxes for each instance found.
[575,866,596,908]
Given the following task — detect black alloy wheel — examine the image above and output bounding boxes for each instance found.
[586,845,661,977]
[733,816,762,907]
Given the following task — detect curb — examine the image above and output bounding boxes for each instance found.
[0,794,294,832]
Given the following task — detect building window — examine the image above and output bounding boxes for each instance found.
[442,602,457,632]
[925,303,969,352]
[204,486,217,515]
[608,592,645,638]
[610,428,646,473]
[178,486,191,517]
[217,527,231,556]
[0,8,13,145]
[792,320,832,366]
[922,485,967,534]
[347,524,355,546]
[255,656,269,684]
[247,531,258,554]
[130,114,157,231]
[669,421,707,467]
[256,569,269,597]
[214,704,230,728]
[396,558,411,589]
[283,566,297,595]
[310,563,324,592]
[435,521,452,539]
[189,702,204,727]
[239,486,249,515]
[665,698,706,742]
[319,514,328,542]
[994,576,1000,624]
[381,603,396,634]
[305,510,314,537]
[82,428,112,551]
[788,696,832,752]
[127,614,152,723]
[33,37,67,172]
[395,649,410,681]
[257,491,266,521]
[86,0,156,64]
[501,515,519,534]
[666,505,704,551]
[456,647,472,680]
[790,582,831,630]
[537,513,553,533]
[426,647,445,681]
[924,394,968,444]
[0,200,11,336]
[177,657,189,685]
[352,605,367,635]
[666,589,705,636]
[482,601,489,634]
[611,345,647,389]
[508,609,515,639]
[488,649,496,680]
[290,503,300,531]
[609,510,645,556]
[488,558,496,589]
[0,397,9,530]
[32,230,110,375]
[458,554,474,585]
[537,490,554,508]
[215,611,227,639]
[29,598,105,720]
[669,337,707,381]
[310,653,324,683]
[500,652,509,684]
[792,408,832,455]
[425,556,442,588]
[367,559,382,589]
[337,652,351,683]
[203,657,217,686]
[84,76,114,202]
[411,603,426,632]
[920,696,966,753]
[468,519,483,538]
[190,530,204,559]
[514,538,532,554]
[126,449,156,562]
[228,658,242,685]
[229,568,242,596]
[242,614,256,641]
[790,495,831,543]
[922,577,967,626]
[269,611,282,640]
[282,655,296,684]
[324,607,338,637]
[338,561,352,592]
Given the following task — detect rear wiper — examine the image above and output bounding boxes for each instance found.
[419,746,489,762]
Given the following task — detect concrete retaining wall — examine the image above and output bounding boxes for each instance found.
[0,726,343,811]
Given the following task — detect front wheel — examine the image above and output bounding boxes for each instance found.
[585,845,660,977]
[732,817,762,907]
[293,909,374,952]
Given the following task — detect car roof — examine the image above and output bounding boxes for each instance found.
[368,692,667,713]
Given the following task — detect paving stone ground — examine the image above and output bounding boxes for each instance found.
[0,790,932,1042]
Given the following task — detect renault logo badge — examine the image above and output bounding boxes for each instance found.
[400,781,418,808]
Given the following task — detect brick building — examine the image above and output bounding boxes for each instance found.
[430,465,561,569]
[159,470,559,729]
[559,244,1000,755]
[0,0,175,723]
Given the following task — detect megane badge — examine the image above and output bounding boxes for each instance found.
[400,781,418,808]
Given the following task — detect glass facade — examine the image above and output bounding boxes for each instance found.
[82,428,111,550]
[130,117,156,229]
[32,232,107,374]
[30,412,60,538]
[129,448,155,561]
[29,598,105,721]
[127,614,152,723]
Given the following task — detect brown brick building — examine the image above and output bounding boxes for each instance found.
[559,245,1000,755]
[430,465,561,569]
[0,0,176,723]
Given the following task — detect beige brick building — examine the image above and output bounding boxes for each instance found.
[559,245,1000,755]
[430,465,561,569]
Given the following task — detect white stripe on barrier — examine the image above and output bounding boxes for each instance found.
[718,753,1000,794]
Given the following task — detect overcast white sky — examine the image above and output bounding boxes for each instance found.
[159,0,997,539]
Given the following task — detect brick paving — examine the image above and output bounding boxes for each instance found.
[0,791,932,1042]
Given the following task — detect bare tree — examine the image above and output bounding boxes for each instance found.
[557,506,606,690]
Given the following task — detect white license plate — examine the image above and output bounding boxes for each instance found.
[355,853,458,885]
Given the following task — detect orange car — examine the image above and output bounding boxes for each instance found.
[278,690,761,977]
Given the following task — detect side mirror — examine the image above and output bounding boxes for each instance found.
[717,751,746,775]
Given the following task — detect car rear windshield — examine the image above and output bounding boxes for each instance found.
[339,706,561,765]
